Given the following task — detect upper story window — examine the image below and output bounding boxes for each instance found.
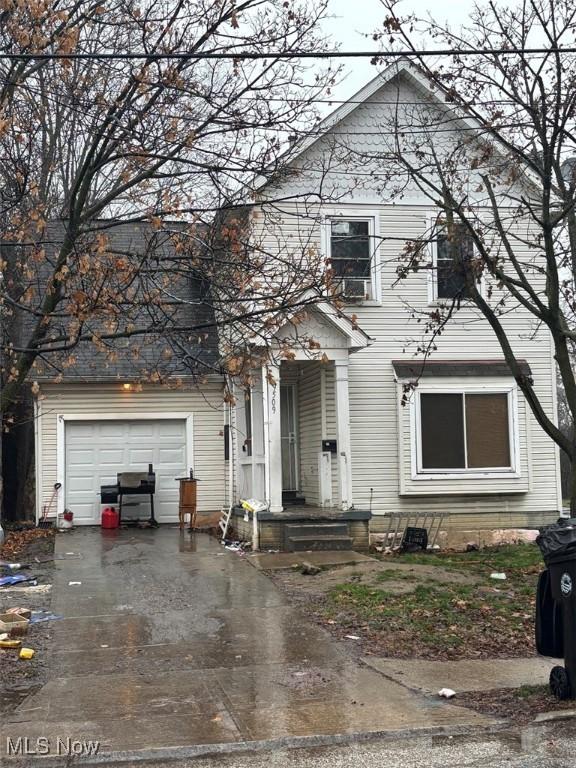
[415,389,516,476]
[431,221,476,301]
[326,215,381,303]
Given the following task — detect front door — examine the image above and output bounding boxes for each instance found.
[280,384,298,491]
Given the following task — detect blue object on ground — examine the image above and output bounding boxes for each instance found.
[0,573,36,587]
[30,611,63,624]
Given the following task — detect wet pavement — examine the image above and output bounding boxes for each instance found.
[1,528,491,761]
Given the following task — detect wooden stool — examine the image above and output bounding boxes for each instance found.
[178,478,198,530]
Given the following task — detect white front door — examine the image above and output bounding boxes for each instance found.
[65,420,187,524]
[280,384,299,491]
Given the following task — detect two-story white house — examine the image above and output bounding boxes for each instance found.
[33,62,561,550]
[224,60,562,551]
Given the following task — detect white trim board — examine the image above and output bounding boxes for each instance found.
[53,412,194,519]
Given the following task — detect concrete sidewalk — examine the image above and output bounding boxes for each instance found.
[1,529,489,762]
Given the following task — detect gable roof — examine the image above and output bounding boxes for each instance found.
[254,59,441,191]
[266,292,372,352]
[255,58,539,197]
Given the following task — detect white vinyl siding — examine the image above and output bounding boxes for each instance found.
[36,382,226,523]
[249,200,561,528]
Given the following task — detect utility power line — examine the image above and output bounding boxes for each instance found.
[1,47,576,61]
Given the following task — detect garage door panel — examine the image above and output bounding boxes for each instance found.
[127,448,155,465]
[65,420,187,524]
[158,447,186,464]
[98,449,125,465]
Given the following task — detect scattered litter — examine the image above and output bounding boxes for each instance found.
[0,561,25,571]
[438,688,456,699]
[300,561,321,576]
[235,654,242,659]
[100,644,109,648]
[0,573,37,587]
[29,611,63,624]
[466,542,480,552]
[68,581,82,586]
[2,584,51,594]
[6,607,31,619]
[0,633,8,641]
[0,613,29,635]
[0,639,22,648]
[490,572,507,581]
[345,635,361,640]
[19,647,35,660]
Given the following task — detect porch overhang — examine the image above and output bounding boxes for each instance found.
[271,301,373,358]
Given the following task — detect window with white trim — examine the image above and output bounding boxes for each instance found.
[415,389,517,475]
[430,220,476,301]
[327,216,379,302]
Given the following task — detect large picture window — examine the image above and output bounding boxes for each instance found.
[417,390,514,474]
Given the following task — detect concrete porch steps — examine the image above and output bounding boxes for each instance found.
[284,522,349,538]
[287,535,354,552]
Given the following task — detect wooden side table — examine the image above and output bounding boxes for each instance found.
[178,478,198,530]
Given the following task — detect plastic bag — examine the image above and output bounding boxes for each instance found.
[536,518,576,561]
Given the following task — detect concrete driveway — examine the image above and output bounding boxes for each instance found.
[1,528,489,762]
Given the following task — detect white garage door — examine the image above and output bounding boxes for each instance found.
[65,420,187,524]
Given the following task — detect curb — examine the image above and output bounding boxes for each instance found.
[1,721,506,767]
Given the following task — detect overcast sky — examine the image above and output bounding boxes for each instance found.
[323,0,481,101]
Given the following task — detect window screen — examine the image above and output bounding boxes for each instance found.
[420,391,511,471]
[465,393,510,468]
[436,224,474,300]
[330,220,371,278]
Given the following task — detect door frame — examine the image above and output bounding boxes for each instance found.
[52,412,193,520]
[280,383,300,492]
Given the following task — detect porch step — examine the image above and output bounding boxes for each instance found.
[282,491,306,507]
[285,522,349,538]
[287,535,353,552]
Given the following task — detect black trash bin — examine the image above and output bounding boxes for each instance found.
[537,519,576,700]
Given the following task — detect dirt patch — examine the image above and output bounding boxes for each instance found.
[458,685,576,725]
[0,527,56,716]
[270,561,480,600]
[268,544,543,661]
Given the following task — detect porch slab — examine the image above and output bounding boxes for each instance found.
[232,505,371,522]
[249,550,376,571]
[363,657,557,694]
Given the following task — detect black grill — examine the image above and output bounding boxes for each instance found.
[99,464,157,525]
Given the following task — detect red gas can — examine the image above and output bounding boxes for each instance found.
[101,506,119,529]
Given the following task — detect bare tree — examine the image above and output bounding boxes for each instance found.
[0,0,339,517]
[344,0,576,512]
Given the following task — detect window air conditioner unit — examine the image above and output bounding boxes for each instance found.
[342,278,371,301]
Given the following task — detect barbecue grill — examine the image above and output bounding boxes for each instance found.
[99,464,156,526]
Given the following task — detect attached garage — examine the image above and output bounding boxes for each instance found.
[35,383,227,526]
[65,418,189,524]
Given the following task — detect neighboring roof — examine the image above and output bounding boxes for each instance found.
[9,220,220,382]
[392,359,532,379]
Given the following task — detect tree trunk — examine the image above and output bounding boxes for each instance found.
[570,457,576,518]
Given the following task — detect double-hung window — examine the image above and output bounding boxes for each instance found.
[327,216,379,302]
[415,389,516,476]
[431,221,476,301]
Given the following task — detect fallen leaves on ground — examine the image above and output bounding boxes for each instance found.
[1,527,55,561]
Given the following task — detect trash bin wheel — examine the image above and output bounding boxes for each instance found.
[550,665,571,700]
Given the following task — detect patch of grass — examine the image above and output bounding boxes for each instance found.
[517,684,547,699]
[318,543,542,660]
[395,543,542,573]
